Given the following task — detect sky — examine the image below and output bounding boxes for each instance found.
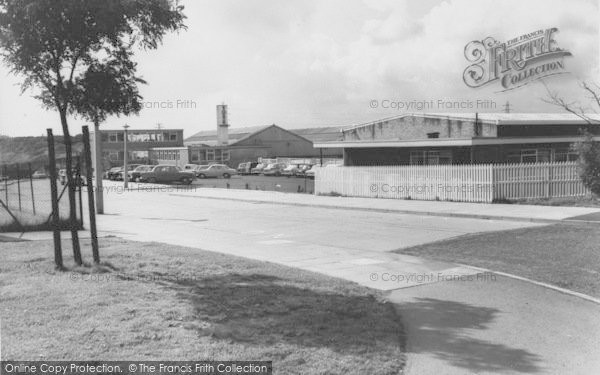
[0,0,598,137]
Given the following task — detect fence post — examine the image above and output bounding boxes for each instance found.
[82,126,100,263]
[28,163,36,215]
[16,164,22,211]
[47,129,63,269]
[3,165,7,204]
[76,156,84,228]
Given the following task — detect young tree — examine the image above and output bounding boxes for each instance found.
[0,0,186,263]
[544,81,600,197]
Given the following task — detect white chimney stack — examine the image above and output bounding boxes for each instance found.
[217,104,229,146]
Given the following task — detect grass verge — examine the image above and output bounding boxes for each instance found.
[393,222,600,298]
[0,238,405,374]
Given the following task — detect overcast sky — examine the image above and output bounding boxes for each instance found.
[0,0,598,137]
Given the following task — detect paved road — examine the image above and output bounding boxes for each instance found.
[93,184,542,290]
[64,184,600,374]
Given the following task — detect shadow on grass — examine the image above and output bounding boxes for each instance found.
[166,273,405,368]
[398,297,542,373]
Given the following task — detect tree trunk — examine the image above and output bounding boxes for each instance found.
[59,109,82,265]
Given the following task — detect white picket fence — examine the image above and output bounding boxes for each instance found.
[493,162,588,200]
[314,162,588,203]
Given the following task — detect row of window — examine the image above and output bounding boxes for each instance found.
[103,151,149,161]
[102,132,179,143]
[506,148,578,163]
[190,149,230,162]
[152,150,185,161]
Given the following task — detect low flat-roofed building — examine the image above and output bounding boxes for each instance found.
[313,113,600,166]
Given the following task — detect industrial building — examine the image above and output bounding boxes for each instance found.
[184,105,343,167]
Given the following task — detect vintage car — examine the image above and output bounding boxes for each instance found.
[138,165,196,184]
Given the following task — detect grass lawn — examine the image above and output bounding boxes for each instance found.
[394,222,600,298]
[0,238,405,374]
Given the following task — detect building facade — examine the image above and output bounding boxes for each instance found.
[92,128,184,168]
[313,113,600,166]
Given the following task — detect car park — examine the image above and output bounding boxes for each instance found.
[196,164,237,179]
[250,163,266,175]
[139,165,195,184]
[263,162,287,176]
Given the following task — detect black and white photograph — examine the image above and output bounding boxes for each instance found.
[0,0,599,374]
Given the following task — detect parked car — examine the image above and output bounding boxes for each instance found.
[182,164,200,172]
[263,163,287,176]
[250,163,267,175]
[139,165,195,184]
[31,170,48,179]
[115,164,141,181]
[281,164,300,177]
[191,165,210,177]
[0,175,8,182]
[196,164,237,179]
[305,165,316,179]
[58,169,86,186]
[128,165,153,182]
[106,167,123,180]
[237,162,258,175]
[296,164,313,177]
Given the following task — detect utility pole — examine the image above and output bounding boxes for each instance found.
[503,101,512,113]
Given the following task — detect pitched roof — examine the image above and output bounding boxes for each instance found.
[184,125,345,145]
[184,125,270,145]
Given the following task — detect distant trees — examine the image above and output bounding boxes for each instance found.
[0,0,186,263]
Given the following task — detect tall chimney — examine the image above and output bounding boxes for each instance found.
[217,104,229,146]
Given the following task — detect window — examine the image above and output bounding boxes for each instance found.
[520,149,537,163]
[410,151,425,165]
[108,151,119,161]
[221,150,230,161]
[554,148,578,162]
[206,149,215,161]
[410,150,452,165]
[427,132,440,139]
[169,133,178,141]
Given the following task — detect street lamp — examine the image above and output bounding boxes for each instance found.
[123,124,130,189]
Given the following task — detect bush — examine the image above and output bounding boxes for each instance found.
[573,132,600,196]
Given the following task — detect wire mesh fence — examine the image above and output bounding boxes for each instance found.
[0,159,84,233]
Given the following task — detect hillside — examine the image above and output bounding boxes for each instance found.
[0,135,83,166]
